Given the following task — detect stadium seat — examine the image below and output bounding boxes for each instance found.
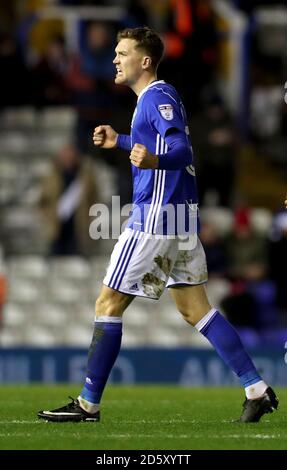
[40,107,76,130]
[122,329,147,347]
[157,306,187,329]
[64,325,92,346]
[34,303,70,328]
[50,257,91,280]
[0,107,36,129]
[91,255,110,278]
[48,278,88,303]
[8,279,45,303]
[0,327,25,346]
[250,208,272,234]
[200,207,233,236]
[3,303,27,327]
[24,326,59,346]
[124,303,149,327]
[146,326,191,347]
[206,278,231,307]
[7,256,49,279]
[74,302,96,327]
[0,131,30,154]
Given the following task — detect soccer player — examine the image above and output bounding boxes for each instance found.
[38,27,278,423]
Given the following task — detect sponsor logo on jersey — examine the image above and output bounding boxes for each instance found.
[158,104,173,120]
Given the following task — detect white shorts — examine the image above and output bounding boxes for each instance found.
[103,228,208,299]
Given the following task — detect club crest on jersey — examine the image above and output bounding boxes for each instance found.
[158,104,173,120]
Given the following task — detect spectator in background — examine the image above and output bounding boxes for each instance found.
[269,211,287,322]
[66,21,117,153]
[123,0,149,28]
[200,220,227,278]
[160,0,218,115]
[31,35,69,107]
[66,21,133,205]
[191,94,236,206]
[0,32,31,108]
[222,207,277,330]
[226,207,268,281]
[39,144,98,256]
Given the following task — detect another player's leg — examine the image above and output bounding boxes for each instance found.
[38,286,134,422]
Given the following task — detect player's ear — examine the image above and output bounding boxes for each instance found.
[142,56,152,69]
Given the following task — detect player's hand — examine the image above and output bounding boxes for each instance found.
[93,125,118,149]
[130,143,158,169]
[285,195,287,209]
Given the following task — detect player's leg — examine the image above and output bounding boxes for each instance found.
[169,284,278,422]
[77,229,175,415]
[38,286,133,422]
[169,283,265,389]
[38,229,176,422]
[77,285,134,414]
[38,229,140,422]
[167,237,279,422]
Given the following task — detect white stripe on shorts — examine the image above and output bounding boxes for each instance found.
[107,229,137,289]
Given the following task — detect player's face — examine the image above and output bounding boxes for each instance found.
[113,38,146,86]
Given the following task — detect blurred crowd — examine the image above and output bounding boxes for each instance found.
[0,0,219,114]
[201,206,287,331]
[0,0,287,333]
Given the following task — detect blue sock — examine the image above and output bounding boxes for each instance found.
[80,318,122,404]
[197,310,262,387]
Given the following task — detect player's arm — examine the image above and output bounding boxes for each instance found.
[93,125,131,151]
[129,143,158,169]
[157,128,193,170]
[117,134,132,151]
[129,130,192,170]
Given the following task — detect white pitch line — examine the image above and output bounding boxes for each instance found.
[0,423,283,441]
[0,419,193,425]
[107,434,191,439]
[227,434,279,439]
[110,421,195,426]
[0,420,42,424]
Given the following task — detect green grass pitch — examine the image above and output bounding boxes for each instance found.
[0,385,286,450]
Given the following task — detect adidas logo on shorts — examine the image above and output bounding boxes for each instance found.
[130,283,139,292]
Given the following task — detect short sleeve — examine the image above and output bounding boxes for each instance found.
[145,88,186,138]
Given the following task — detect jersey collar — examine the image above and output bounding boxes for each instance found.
[137,80,165,102]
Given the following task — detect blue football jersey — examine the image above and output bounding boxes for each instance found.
[127,80,199,235]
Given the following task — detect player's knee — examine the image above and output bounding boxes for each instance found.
[95,294,124,317]
[178,308,194,325]
[178,305,212,327]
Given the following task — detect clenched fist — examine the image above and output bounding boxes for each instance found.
[93,125,118,149]
[129,143,158,169]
